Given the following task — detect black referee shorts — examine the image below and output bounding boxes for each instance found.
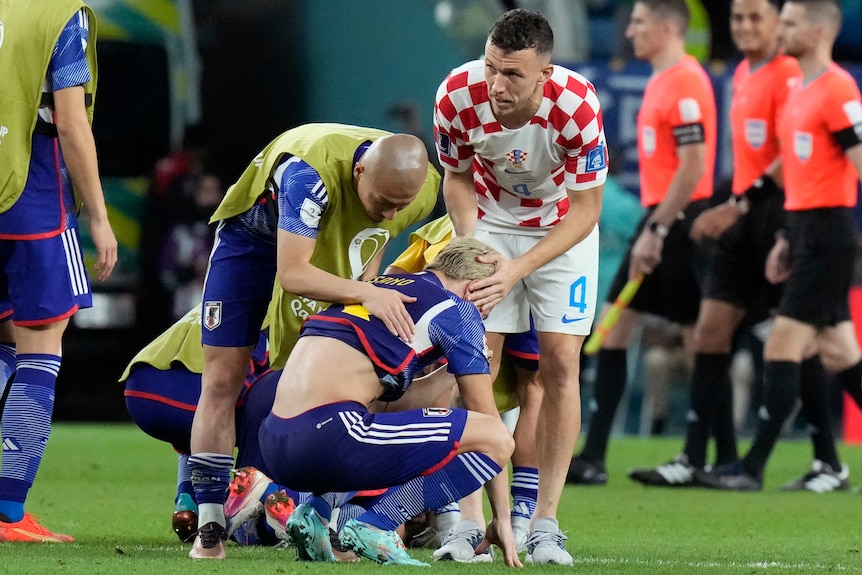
[778,207,857,328]
[606,199,711,326]
[703,191,785,313]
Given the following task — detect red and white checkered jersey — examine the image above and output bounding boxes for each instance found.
[434,59,608,235]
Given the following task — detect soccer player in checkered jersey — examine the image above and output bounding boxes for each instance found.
[433,8,607,565]
[701,0,862,490]
[629,0,851,493]
[568,0,716,487]
[0,2,117,542]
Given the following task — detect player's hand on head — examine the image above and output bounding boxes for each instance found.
[363,285,416,342]
[88,218,118,281]
[466,254,514,316]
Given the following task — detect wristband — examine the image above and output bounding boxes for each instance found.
[647,220,669,239]
[743,175,780,204]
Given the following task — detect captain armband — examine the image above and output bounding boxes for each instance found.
[833,124,862,151]
[743,174,780,205]
[672,123,705,146]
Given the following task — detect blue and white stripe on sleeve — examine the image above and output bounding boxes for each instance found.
[276,156,329,239]
[49,10,91,91]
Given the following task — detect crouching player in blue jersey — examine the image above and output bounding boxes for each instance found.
[259,238,522,567]
[386,215,542,556]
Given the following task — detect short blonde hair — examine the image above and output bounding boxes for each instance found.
[426,237,497,280]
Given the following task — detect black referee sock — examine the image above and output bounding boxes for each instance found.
[579,349,627,464]
[799,356,841,470]
[682,353,731,468]
[742,361,801,478]
[712,365,739,466]
[834,359,862,411]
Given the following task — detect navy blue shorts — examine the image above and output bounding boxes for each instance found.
[0,226,92,325]
[201,220,276,347]
[503,328,539,372]
[124,364,201,453]
[259,402,468,494]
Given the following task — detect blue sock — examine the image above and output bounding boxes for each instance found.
[305,494,333,522]
[188,453,234,505]
[335,502,366,532]
[0,354,61,523]
[511,466,538,519]
[359,452,502,531]
[0,343,16,400]
[176,453,194,501]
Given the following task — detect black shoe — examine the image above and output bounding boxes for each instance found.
[566,456,607,485]
[779,460,849,493]
[628,454,696,487]
[699,462,762,491]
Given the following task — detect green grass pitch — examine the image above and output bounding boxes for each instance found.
[3,423,862,574]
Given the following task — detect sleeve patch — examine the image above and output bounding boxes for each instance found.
[678,98,702,123]
[584,143,608,173]
[299,197,323,228]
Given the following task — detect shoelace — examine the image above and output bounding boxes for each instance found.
[442,527,483,549]
[527,528,568,550]
[198,523,228,548]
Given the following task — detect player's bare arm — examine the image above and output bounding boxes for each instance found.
[53,85,118,281]
[631,142,704,277]
[442,168,479,238]
[467,184,603,314]
[691,158,783,242]
[456,373,521,567]
[277,229,416,341]
[371,365,455,412]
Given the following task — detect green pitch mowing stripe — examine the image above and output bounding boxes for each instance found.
[1,424,860,574]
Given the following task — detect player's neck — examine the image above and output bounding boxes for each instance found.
[797,51,832,85]
[649,42,685,75]
[744,47,777,72]
[496,97,542,130]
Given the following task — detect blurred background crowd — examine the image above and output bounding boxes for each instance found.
[63,0,862,448]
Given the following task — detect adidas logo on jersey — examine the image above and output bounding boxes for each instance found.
[2,438,20,451]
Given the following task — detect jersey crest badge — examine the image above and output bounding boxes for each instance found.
[203,301,222,331]
[793,131,812,163]
[642,127,656,156]
[506,149,528,169]
[422,407,452,417]
[744,119,767,150]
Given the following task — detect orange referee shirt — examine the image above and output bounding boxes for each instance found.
[730,54,800,194]
[780,64,862,210]
[637,54,717,207]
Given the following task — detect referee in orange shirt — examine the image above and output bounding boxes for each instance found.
[567,0,717,485]
[703,0,862,490]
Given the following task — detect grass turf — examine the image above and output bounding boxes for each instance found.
[3,423,861,574]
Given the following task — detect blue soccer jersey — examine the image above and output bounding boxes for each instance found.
[0,10,90,239]
[235,143,371,244]
[299,271,489,401]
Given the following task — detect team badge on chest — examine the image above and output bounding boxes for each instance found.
[793,131,812,162]
[506,149,528,169]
